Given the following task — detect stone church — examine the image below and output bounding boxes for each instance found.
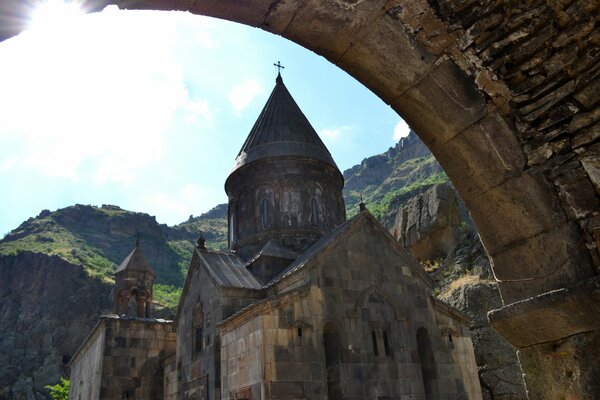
[69,73,482,400]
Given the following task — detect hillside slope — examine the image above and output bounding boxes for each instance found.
[343,131,447,218]
[0,204,230,399]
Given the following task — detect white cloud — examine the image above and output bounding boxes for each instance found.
[228,79,263,114]
[144,183,224,224]
[183,98,212,124]
[393,119,410,141]
[195,29,219,49]
[0,8,212,185]
[320,126,353,140]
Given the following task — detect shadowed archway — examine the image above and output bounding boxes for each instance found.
[1,0,599,397]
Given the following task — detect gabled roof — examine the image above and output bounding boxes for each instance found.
[195,249,263,290]
[265,210,433,288]
[245,239,298,267]
[230,74,339,174]
[114,240,155,276]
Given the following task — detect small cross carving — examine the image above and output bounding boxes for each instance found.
[273,61,285,74]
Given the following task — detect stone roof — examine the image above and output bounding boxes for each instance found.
[114,241,155,276]
[230,74,339,173]
[264,213,359,287]
[195,249,263,290]
[245,239,299,267]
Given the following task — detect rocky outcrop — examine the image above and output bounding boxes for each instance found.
[0,252,112,400]
[345,131,442,189]
[389,182,469,261]
[417,223,527,399]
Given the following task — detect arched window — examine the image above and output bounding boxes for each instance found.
[262,198,269,228]
[417,327,438,399]
[192,303,204,356]
[323,322,342,400]
[311,198,318,226]
[229,213,235,245]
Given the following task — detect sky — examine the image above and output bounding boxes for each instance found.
[0,1,410,236]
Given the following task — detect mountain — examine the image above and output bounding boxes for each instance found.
[0,131,525,399]
[343,131,447,219]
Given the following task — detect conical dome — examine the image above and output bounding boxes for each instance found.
[225,74,346,260]
[230,74,339,174]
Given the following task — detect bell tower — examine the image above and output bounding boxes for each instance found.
[113,236,155,318]
[225,72,346,260]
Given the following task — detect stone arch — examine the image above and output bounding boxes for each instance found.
[352,285,401,321]
[2,1,600,395]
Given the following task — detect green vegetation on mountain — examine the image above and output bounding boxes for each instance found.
[0,204,226,309]
[0,132,445,309]
[343,131,448,220]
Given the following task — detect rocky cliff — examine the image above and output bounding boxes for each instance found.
[0,252,112,400]
[343,130,446,217]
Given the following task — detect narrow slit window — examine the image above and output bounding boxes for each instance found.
[383,331,391,356]
[372,330,379,356]
[262,199,269,228]
[297,326,303,337]
[311,198,318,226]
[195,327,203,353]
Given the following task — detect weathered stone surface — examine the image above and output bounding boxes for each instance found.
[489,276,600,348]
[518,330,600,400]
[393,60,487,150]
[434,113,525,198]
[392,182,464,261]
[0,252,112,399]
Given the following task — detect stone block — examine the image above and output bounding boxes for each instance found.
[434,113,525,198]
[491,222,595,302]
[554,165,599,220]
[188,0,272,27]
[489,276,600,348]
[580,142,600,194]
[337,9,436,102]
[277,0,387,60]
[393,60,487,151]
[465,168,566,256]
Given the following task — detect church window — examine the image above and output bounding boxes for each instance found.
[192,302,204,356]
[262,199,269,228]
[417,327,437,399]
[371,330,379,356]
[383,331,391,357]
[229,214,235,244]
[311,198,318,226]
[195,327,204,353]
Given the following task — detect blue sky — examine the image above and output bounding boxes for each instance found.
[0,3,410,235]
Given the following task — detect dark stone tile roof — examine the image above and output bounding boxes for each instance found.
[114,242,155,276]
[195,249,263,290]
[245,239,299,267]
[230,74,339,173]
[264,214,360,287]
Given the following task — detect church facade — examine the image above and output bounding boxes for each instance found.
[69,73,482,400]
